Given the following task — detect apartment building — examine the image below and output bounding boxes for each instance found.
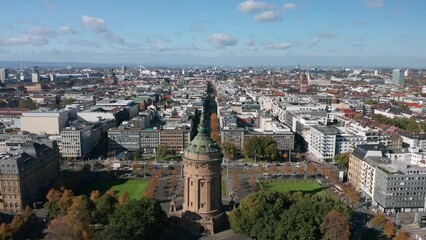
[349,144,426,213]
[309,125,339,161]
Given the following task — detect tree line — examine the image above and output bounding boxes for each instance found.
[44,187,167,240]
[372,114,426,133]
[229,191,351,240]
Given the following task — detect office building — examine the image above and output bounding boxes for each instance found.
[21,108,77,135]
[0,68,9,82]
[392,69,405,85]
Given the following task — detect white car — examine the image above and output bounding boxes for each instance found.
[253,163,260,167]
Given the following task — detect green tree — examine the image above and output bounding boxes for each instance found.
[133,149,143,161]
[60,98,76,108]
[229,191,350,240]
[18,98,37,110]
[96,199,167,240]
[242,136,278,161]
[156,144,173,159]
[221,141,237,160]
[334,152,351,169]
[93,194,118,224]
[229,191,293,240]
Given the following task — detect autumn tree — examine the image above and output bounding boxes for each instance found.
[269,165,278,175]
[321,210,350,240]
[210,113,220,143]
[168,173,177,196]
[47,195,95,240]
[90,190,101,202]
[297,165,305,176]
[131,162,141,172]
[371,213,387,229]
[306,163,317,176]
[221,141,237,160]
[393,230,410,240]
[283,164,292,175]
[384,220,396,239]
[45,188,75,218]
[144,175,159,198]
[248,171,258,192]
[343,184,360,206]
[231,170,240,193]
[118,192,130,205]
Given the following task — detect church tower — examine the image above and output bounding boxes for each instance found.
[179,113,227,234]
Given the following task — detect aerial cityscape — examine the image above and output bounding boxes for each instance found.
[0,0,425,239]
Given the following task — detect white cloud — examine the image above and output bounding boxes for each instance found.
[80,15,124,45]
[210,33,238,49]
[81,15,105,29]
[254,10,281,22]
[28,27,56,37]
[0,26,56,46]
[237,0,274,12]
[363,0,384,8]
[59,26,77,34]
[283,3,296,10]
[265,41,292,50]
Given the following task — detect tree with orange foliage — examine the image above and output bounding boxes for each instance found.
[296,165,305,176]
[321,210,350,240]
[393,230,410,240]
[118,192,130,205]
[371,213,387,229]
[282,164,292,175]
[343,184,360,206]
[210,113,220,143]
[306,163,317,176]
[44,188,75,218]
[90,190,101,202]
[231,170,240,193]
[144,175,159,198]
[248,171,258,192]
[0,223,12,239]
[132,162,141,172]
[269,165,278,175]
[384,220,396,238]
[47,195,94,240]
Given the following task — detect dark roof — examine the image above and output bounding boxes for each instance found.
[352,144,388,160]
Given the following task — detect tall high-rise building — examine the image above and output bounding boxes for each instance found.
[31,66,40,83]
[121,66,127,74]
[392,69,404,85]
[0,68,9,82]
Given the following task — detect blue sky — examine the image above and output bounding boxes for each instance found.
[0,0,425,67]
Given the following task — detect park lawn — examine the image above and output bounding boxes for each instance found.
[84,179,149,200]
[262,180,326,195]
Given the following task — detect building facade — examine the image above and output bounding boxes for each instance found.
[0,142,60,213]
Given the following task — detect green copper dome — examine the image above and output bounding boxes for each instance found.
[186,131,221,154]
[185,113,221,156]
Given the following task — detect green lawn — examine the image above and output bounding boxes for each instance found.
[83,179,149,200]
[262,180,326,195]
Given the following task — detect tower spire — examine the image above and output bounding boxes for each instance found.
[198,111,205,133]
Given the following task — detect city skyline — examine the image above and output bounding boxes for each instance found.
[1,0,425,67]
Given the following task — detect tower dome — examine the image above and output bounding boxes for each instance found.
[184,115,222,161]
